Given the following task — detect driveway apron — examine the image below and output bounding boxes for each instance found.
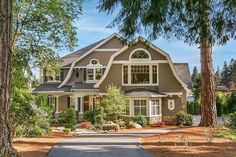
[47,128,175,157]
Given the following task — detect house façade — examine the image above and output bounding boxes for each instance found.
[33,33,192,123]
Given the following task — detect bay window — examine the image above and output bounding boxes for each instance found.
[134,100,147,116]
[151,99,160,116]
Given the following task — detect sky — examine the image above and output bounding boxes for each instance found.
[60,0,236,73]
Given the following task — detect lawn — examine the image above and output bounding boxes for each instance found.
[140,127,236,157]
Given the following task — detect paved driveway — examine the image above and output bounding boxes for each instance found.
[47,128,176,157]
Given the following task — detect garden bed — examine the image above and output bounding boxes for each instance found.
[13,128,73,157]
[140,127,236,157]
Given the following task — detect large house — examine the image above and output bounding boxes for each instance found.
[33,33,192,123]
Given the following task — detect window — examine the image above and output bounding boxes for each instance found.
[131,65,149,84]
[91,59,99,65]
[131,50,150,59]
[46,70,60,82]
[96,68,103,80]
[49,97,56,106]
[86,59,104,82]
[87,69,94,80]
[124,100,130,115]
[122,65,158,85]
[152,65,157,84]
[134,100,147,116]
[151,99,160,116]
[123,66,128,84]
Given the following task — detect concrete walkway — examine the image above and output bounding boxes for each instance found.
[47,128,177,157]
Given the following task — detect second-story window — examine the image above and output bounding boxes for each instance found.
[86,59,104,82]
[45,70,60,82]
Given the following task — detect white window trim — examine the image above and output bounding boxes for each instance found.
[46,71,61,83]
[132,98,149,117]
[149,98,162,117]
[129,48,151,60]
[86,59,104,83]
[122,64,159,86]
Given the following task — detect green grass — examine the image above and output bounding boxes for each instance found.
[216,130,236,141]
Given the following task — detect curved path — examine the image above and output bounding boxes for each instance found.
[47,128,177,157]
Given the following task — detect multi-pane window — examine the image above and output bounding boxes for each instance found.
[134,100,147,116]
[152,65,157,84]
[131,65,149,84]
[95,68,103,80]
[151,99,160,116]
[122,65,158,85]
[123,66,128,84]
[131,50,149,59]
[48,97,56,106]
[46,70,60,82]
[87,69,94,80]
[87,68,103,81]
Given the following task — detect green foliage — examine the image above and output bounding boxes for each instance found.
[193,75,201,101]
[187,101,200,115]
[58,109,76,127]
[83,110,96,124]
[87,125,95,130]
[226,92,236,113]
[102,123,120,132]
[114,119,126,128]
[63,128,71,134]
[94,107,106,128]
[101,85,126,121]
[128,121,137,128]
[15,110,51,137]
[216,130,236,141]
[228,112,236,130]
[133,115,147,127]
[175,111,193,126]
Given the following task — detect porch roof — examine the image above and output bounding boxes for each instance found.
[71,82,97,89]
[33,84,72,93]
[124,88,167,98]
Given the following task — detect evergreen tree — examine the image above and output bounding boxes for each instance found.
[215,67,222,86]
[98,0,236,126]
[191,66,199,83]
[193,74,201,101]
[221,61,230,85]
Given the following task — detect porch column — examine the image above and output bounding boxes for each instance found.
[55,96,60,117]
[79,97,84,114]
[75,96,78,111]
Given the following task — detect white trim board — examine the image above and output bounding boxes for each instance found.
[58,33,121,88]
[94,38,189,93]
[113,60,168,64]
[94,49,120,52]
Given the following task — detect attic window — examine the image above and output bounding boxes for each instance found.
[130,49,151,60]
[90,59,99,65]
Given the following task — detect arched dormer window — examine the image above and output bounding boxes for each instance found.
[129,48,151,60]
[86,59,104,82]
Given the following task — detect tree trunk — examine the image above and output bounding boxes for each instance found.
[0,0,20,156]
[199,39,217,127]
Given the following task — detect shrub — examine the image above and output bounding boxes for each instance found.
[175,111,193,126]
[228,112,236,129]
[226,92,236,114]
[133,115,147,127]
[94,107,106,126]
[65,123,75,130]
[128,121,137,128]
[102,123,119,132]
[87,125,95,130]
[58,109,76,125]
[114,119,126,128]
[83,110,96,124]
[63,128,71,134]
